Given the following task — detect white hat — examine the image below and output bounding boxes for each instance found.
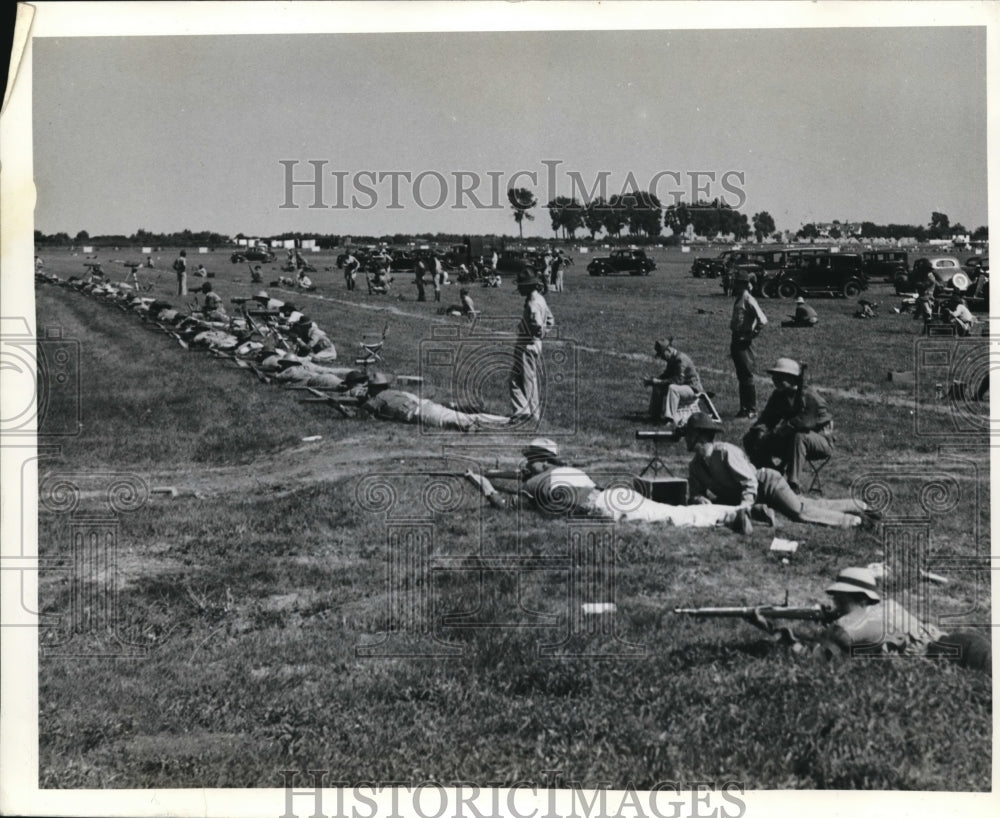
[767,357,802,379]
[522,437,558,457]
[825,567,881,602]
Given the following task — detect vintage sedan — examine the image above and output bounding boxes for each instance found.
[895,256,970,294]
[587,248,656,276]
[772,252,868,298]
[231,246,276,264]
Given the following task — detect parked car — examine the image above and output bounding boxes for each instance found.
[231,247,276,264]
[861,249,909,280]
[964,255,989,276]
[772,252,868,298]
[496,249,547,276]
[690,256,718,278]
[587,248,656,276]
[895,256,970,294]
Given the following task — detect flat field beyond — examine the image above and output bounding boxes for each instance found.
[33,245,991,790]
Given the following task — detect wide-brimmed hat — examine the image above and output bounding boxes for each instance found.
[684,412,722,434]
[515,269,542,287]
[767,357,802,379]
[825,567,881,602]
[653,338,675,356]
[368,373,392,387]
[795,296,805,304]
[254,290,269,300]
[522,437,559,457]
[342,370,369,387]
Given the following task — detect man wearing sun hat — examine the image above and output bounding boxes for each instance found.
[743,357,834,494]
[644,337,704,426]
[819,567,990,668]
[685,411,863,528]
[744,565,991,669]
[729,269,768,418]
[782,296,818,327]
[358,374,509,430]
[464,436,752,532]
[509,269,555,424]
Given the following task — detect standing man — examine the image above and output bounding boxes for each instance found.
[509,269,554,424]
[432,253,444,302]
[173,250,188,296]
[343,251,359,291]
[551,250,566,293]
[730,269,767,418]
[742,358,834,494]
[414,257,428,302]
[644,337,703,427]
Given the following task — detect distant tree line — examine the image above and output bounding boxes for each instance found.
[34,228,232,248]
[535,195,760,242]
[795,213,988,243]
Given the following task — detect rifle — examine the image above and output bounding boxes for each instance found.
[299,386,356,417]
[485,470,522,480]
[673,603,834,624]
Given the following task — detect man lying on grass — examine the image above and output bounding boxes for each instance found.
[359,374,511,431]
[685,412,871,529]
[465,437,753,533]
[744,566,991,671]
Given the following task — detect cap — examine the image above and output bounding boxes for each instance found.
[255,290,269,299]
[795,297,805,304]
[825,567,881,602]
[522,437,559,457]
[684,412,723,433]
[767,357,802,379]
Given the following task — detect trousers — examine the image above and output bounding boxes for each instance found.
[730,335,757,413]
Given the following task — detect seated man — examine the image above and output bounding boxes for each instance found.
[367,268,392,295]
[441,288,476,317]
[946,295,977,336]
[853,299,878,319]
[781,296,818,327]
[744,566,991,670]
[198,283,227,322]
[742,358,834,493]
[359,374,510,431]
[644,337,704,427]
[686,412,866,529]
[290,315,337,360]
[465,437,750,532]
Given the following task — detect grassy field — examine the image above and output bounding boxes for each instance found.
[35,244,991,790]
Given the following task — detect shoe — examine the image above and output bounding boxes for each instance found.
[751,503,776,527]
[730,507,753,536]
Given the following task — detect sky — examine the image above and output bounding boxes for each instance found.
[31,21,988,239]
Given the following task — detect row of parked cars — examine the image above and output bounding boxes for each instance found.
[691,247,989,301]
